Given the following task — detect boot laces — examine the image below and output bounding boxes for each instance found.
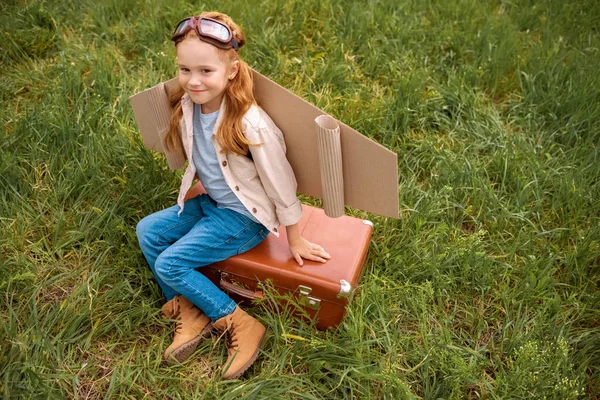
[173,298,182,334]
[225,320,239,356]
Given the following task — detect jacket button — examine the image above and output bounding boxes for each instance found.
[273,228,278,233]
[252,207,257,213]
[222,160,227,167]
[235,186,239,191]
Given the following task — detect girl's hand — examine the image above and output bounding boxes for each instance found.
[286,223,330,266]
[289,236,330,266]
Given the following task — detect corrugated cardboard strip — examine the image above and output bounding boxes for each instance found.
[129,69,399,219]
[315,115,344,218]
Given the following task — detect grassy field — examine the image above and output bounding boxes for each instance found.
[1,0,599,398]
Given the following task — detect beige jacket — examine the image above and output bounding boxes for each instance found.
[176,94,302,236]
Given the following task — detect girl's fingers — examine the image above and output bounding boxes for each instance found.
[305,252,327,263]
[293,252,304,266]
[309,243,330,258]
[314,249,330,258]
[293,248,329,265]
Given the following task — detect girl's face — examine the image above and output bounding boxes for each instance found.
[176,38,239,114]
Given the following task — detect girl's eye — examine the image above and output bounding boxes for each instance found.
[201,69,211,74]
[180,67,190,73]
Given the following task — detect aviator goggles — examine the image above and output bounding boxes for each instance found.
[171,16,239,51]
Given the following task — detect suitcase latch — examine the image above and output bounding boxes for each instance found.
[297,285,321,310]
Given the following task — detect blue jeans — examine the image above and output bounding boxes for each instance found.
[136,194,270,321]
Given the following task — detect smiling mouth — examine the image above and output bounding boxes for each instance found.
[189,89,206,93]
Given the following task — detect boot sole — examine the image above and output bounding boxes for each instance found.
[166,324,213,364]
[223,329,267,380]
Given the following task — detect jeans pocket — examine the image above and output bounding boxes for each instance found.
[237,227,269,255]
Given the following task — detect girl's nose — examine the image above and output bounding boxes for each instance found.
[189,73,202,87]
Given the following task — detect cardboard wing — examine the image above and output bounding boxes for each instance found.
[129,81,187,170]
[129,69,399,218]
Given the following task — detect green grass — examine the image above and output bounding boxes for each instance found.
[1,0,599,398]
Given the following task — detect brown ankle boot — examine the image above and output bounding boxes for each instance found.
[213,306,266,380]
[161,295,212,363]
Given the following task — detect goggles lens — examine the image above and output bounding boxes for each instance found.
[199,19,230,41]
[174,19,191,37]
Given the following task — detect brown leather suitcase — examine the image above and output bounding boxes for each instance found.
[185,184,373,330]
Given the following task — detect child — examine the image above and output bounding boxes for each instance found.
[136,11,330,380]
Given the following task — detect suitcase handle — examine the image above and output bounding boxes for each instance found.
[220,278,264,300]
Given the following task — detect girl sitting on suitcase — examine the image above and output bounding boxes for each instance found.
[136,11,330,380]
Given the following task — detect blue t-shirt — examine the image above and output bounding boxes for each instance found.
[191,104,257,222]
